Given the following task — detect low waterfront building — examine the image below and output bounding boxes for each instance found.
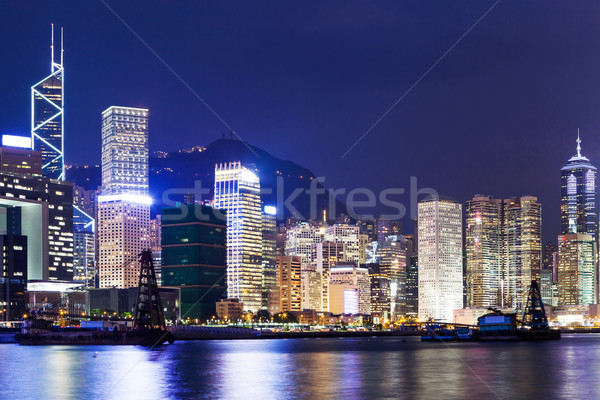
[216,298,244,322]
[88,287,179,322]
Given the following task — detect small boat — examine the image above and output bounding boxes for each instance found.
[456,327,477,340]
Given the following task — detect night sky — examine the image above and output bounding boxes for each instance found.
[2,1,600,242]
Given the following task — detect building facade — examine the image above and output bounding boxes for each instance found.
[465,195,503,308]
[100,106,149,196]
[0,234,28,320]
[557,233,595,306]
[560,134,597,236]
[97,106,151,289]
[261,208,278,313]
[465,195,542,310]
[277,255,301,312]
[31,26,65,181]
[214,162,262,312]
[418,198,463,322]
[328,264,371,315]
[161,204,227,319]
[0,164,73,282]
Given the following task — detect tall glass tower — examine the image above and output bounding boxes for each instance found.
[558,133,597,306]
[31,24,64,180]
[101,106,149,195]
[214,162,263,312]
[561,133,597,236]
[417,198,463,322]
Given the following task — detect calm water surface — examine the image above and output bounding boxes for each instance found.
[1,333,598,399]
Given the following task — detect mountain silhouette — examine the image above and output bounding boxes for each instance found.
[67,138,349,221]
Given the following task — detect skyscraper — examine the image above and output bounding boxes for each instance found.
[214,162,262,312]
[418,198,463,322]
[404,234,418,315]
[285,221,324,265]
[101,107,149,195]
[379,236,407,319]
[465,195,503,308]
[161,204,227,319]
[367,263,390,322]
[558,134,597,307]
[558,233,595,306]
[504,196,542,309]
[97,106,151,289]
[31,25,65,181]
[313,241,344,311]
[324,223,360,265]
[277,255,302,312]
[261,207,278,313]
[561,133,597,236]
[465,195,542,310]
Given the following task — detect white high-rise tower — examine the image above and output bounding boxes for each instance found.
[97,106,151,289]
[214,162,263,312]
[418,198,463,322]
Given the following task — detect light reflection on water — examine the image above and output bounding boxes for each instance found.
[2,334,600,399]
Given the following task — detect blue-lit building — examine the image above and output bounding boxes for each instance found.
[31,25,65,181]
[561,134,597,236]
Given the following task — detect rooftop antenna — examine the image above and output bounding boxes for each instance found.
[577,128,582,157]
[51,23,54,72]
[61,26,64,67]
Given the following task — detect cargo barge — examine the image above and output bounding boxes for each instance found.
[421,281,561,342]
[16,250,174,347]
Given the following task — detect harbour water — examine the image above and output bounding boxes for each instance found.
[1,334,599,399]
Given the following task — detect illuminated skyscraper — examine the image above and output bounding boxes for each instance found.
[277,255,302,312]
[285,221,324,265]
[214,162,262,312]
[465,195,542,310]
[418,198,463,322]
[379,236,407,319]
[405,234,418,315]
[557,134,596,307]
[367,263,390,322]
[324,223,360,264]
[31,25,65,180]
[312,241,344,311]
[101,106,149,195]
[561,133,597,236]
[465,195,503,308]
[504,196,542,309]
[262,207,278,313]
[97,106,151,289]
[558,233,595,305]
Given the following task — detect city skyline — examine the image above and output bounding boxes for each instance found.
[3,2,600,242]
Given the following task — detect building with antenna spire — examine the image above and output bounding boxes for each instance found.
[560,131,597,236]
[558,131,597,306]
[31,24,65,181]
